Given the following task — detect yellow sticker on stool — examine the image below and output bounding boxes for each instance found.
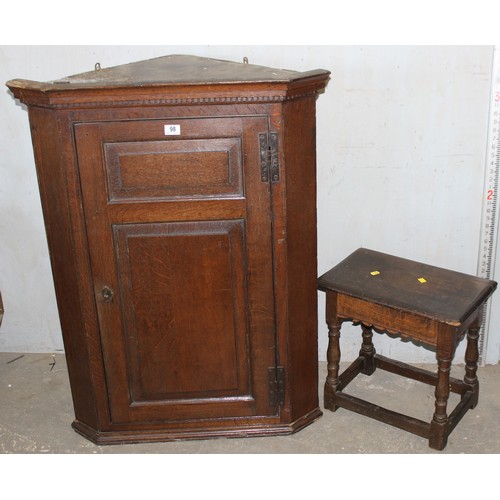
[370,271,380,276]
[418,277,427,283]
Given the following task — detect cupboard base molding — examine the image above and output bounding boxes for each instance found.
[72,408,323,445]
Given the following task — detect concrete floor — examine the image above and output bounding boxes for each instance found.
[1,352,500,454]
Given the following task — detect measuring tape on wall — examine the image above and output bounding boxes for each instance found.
[477,46,500,365]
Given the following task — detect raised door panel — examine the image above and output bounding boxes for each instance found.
[74,116,278,424]
[104,137,243,201]
[113,220,249,402]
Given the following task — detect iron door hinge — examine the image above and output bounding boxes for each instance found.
[259,132,280,183]
[268,366,285,407]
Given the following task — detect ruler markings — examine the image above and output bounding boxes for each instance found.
[477,47,500,365]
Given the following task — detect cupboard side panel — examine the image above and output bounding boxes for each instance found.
[27,107,100,428]
[281,97,320,420]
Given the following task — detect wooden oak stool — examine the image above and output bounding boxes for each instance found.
[318,248,497,450]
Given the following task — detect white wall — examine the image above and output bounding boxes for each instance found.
[0,45,498,364]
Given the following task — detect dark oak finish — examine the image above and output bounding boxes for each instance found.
[7,55,330,443]
[318,248,497,450]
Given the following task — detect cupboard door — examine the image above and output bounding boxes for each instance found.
[75,116,278,424]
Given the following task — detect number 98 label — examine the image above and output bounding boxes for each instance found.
[164,124,181,136]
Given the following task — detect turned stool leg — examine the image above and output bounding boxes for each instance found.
[324,291,341,411]
[429,355,452,450]
[464,312,482,409]
[360,324,376,375]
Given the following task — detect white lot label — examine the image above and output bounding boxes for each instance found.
[164,124,181,135]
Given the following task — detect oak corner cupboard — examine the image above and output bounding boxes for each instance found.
[6,54,330,444]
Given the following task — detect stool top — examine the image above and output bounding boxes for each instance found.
[318,248,497,326]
